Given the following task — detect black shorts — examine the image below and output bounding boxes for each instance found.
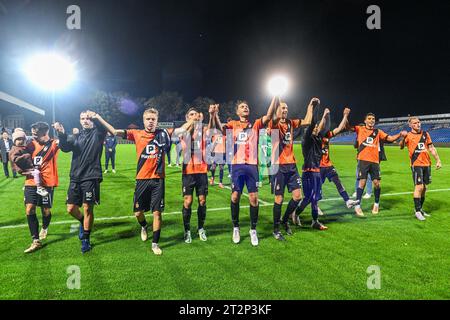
[182,173,208,197]
[320,166,339,183]
[67,180,101,207]
[270,164,302,196]
[357,160,381,180]
[411,166,431,185]
[134,179,165,213]
[24,186,54,208]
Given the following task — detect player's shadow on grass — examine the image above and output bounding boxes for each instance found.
[0,218,27,228]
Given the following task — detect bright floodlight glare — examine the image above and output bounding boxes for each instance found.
[267,76,289,96]
[23,52,76,91]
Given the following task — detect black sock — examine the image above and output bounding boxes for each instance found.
[283,199,300,223]
[356,187,364,203]
[27,214,39,240]
[231,201,239,227]
[210,169,215,179]
[331,176,349,202]
[219,168,224,183]
[182,207,192,232]
[42,213,52,230]
[414,197,422,212]
[273,203,282,232]
[421,196,425,208]
[153,229,161,243]
[197,204,206,230]
[374,187,381,204]
[138,218,147,228]
[311,202,319,221]
[82,229,91,240]
[295,198,309,216]
[250,205,259,230]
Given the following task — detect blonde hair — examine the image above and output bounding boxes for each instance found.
[408,116,419,124]
[143,108,159,117]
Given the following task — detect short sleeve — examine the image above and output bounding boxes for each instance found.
[127,129,137,141]
[404,135,409,146]
[292,119,302,129]
[379,129,388,141]
[354,126,360,134]
[253,118,264,130]
[426,132,433,145]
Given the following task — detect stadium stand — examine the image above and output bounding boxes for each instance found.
[332,113,450,144]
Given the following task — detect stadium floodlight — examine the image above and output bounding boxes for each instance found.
[22,52,76,135]
[23,52,76,92]
[267,75,289,96]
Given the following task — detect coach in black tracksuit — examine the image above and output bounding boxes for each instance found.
[104,132,117,173]
[54,110,115,253]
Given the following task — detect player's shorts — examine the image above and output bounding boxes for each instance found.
[270,164,302,195]
[411,166,431,186]
[182,173,208,197]
[301,171,322,203]
[357,160,381,180]
[66,180,101,207]
[24,186,55,208]
[231,164,259,194]
[320,166,339,183]
[134,179,165,213]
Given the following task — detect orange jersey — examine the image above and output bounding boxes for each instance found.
[320,131,335,167]
[210,131,226,154]
[268,119,302,165]
[354,126,388,163]
[25,139,59,187]
[404,131,432,166]
[224,118,265,165]
[127,129,171,179]
[180,127,208,175]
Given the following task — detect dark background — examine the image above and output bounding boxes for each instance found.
[0,0,449,127]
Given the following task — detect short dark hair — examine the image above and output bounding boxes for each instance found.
[185,107,199,117]
[235,100,249,111]
[31,122,50,133]
[365,113,376,119]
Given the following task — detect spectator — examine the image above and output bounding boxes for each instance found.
[104,131,117,173]
[0,131,17,178]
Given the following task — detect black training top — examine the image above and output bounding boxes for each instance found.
[58,119,107,183]
[301,124,323,171]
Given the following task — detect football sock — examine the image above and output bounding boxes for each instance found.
[250,205,259,230]
[182,207,192,232]
[42,213,52,230]
[311,201,319,221]
[273,203,282,232]
[138,218,147,228]
[356,187,364,203]
[152,229,161,243]
[331,176,349,202]
[197,204,206,230]
[414,197,422,212]
[231,201,240,227]
[374,187,381,204]
[421,196,425,208]
[210,168,215,179]
[27,214,39,240]
[219,167,224,183]
[295,198,309,216]
[283,199,300,223]
[82,230,91,240]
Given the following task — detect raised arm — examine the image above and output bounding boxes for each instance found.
[300,97,320,127]
[385,132,403,143]
[86,111,116,135]
[314,108,330,136]
[173,119,195,136]
[332,107,351,136]
[261,96,280,125]
[52,122,74,152]
[429,144,442,170]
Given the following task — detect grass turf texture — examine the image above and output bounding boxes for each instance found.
[0,145,449,300]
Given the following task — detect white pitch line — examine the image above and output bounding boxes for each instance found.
[223,185,271,205]
[1,188,449,231]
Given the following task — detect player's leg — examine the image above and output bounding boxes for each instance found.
[79,180,100,253]
[354,161,369,216]
[413,183,425,220]
[246,165,260,246]
[370,163,381,214]
[182,174,195,243]
[24,202,42,253]
[209,163,216,185]
[271,170,285,238]
[104,151,110,173]
[111,150,116,173]
[149,179,164,255]
[328,168,358,208]
[421,166,431,217]
[218,164,225,187]
[310,173,328,230]
[39,207,52,240]
[151,211,163,255]
[230,165,244,243]
[196,174,208,241]
[133,180,150,241]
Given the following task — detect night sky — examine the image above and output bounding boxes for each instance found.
[0,0,449,126]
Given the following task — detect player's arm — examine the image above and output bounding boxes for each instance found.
[207,104,218,130]
[173,119,195,136]
[332,107,351,136]
[385,132,403,143]
[52,122,74,152]
[86,111,116,135]
[314,108,330,136]
[299,97,319,127]
[262,96,280,125]
[429,144,442,170]
[399,131,408,149]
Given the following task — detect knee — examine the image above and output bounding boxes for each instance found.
[373,180,381,189]
[416,184,424,193]
[231,193,240,203]
[274,195,283,205]
[184,198,193,209]
[249,194,258,206]
[67,204,76,214]
[198,198,206,207]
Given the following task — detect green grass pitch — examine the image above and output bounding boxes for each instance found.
[0,144,449,300]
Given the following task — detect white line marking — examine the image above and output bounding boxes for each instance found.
[223,185,270,205]
[70,224,79,234]
[1,188,449,231]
